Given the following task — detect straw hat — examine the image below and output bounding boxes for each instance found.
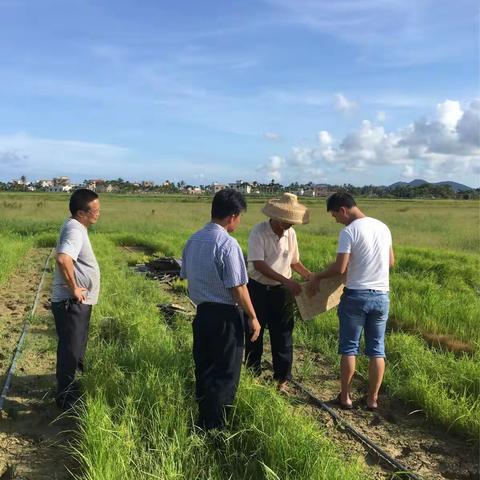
[262,193,310,225]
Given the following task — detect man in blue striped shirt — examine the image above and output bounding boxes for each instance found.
[181,189,261,430]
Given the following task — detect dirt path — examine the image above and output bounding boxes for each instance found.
[0,248,75,479]
[275,346,479,480]
[130,249,479,480]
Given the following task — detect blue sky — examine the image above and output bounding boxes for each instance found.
[0,0,478,186]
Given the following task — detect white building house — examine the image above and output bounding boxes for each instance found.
[230,180,252,194]
[210,182,226,193]
[50,184,73,192]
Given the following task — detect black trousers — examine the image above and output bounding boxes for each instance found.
[52,300,92,403]
[244,279,294,381]
[193,302,244,430]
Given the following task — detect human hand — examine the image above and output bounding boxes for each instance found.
[305,271,315,281]
[73,287,87,303]
[249,317,261,342]
[285,279,302,296]
[306,276,320,297]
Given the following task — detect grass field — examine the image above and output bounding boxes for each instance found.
[1,192,479,477]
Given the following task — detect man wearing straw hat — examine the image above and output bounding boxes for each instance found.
[245,193,312,392]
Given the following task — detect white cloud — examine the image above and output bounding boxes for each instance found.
[376,111,386,123]
[457,99,480,147]
[436,100,463,130]
[264,132,281,141]
[0,132,132,180]
[270,99,480,183]
[257,155,285,181]
[318,130,332,145]
[264,0,475,67]
[334,93,357,113]
[401,164,417,179]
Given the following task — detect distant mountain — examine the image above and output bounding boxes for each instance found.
[389,179,474,192]
[434,181,475,192]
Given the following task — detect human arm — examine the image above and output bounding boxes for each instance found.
[389,246,395,268]
[231,284,261,342]
[291,261,313,281]
[253,260,302,296]
[56,253,87,302]
[306,253,350,297]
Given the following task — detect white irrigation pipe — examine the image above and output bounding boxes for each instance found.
[0,248,55,412]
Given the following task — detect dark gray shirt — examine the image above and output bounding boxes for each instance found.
[51,218,100,305]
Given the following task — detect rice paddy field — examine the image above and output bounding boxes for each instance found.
[0,192,479,479]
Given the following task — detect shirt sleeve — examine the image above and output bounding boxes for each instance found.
[387,228,393,247]
[57,224,83,261]
[221,241,248,288]
[247,227,265,262]
[290,229,300,264]
[180,242,188,279]
[337,228,352,254]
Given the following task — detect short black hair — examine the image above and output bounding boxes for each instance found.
[326,192,356,212]
[211,189,247,219]
[69,188,99,216]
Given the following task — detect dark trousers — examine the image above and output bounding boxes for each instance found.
[193,302,244,430]
[52,300,92,403]
[244,279,294,381]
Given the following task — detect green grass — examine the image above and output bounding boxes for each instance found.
[74,235,368,479]
[0,233,33,286]
[1,192,479,467]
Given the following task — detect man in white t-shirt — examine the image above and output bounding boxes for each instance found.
[308,193,394,410]
[245,193,312,393]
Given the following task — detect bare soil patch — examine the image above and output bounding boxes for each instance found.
[283,346,479,480]
[0,248,75,479]
[389,316,475,356]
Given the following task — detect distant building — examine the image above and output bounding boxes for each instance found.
[230,180,252,195]
[96,183,114,193]
[210,182,226,194]
[185,186,203,195]
[53,176,70,186]
[50,184,73,192]
[38,180,53,189]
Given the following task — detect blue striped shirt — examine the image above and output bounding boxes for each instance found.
[180,222,248,305]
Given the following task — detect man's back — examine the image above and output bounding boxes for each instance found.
[338,217,392,291]
[181,223,247,305]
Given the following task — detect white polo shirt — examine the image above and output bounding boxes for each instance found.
[247,221,300,286]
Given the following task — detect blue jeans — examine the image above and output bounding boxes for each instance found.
[337,288,389,357]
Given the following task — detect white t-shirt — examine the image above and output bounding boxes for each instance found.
[338,217,392,291]
[52,218,101,305]
[248,221,300,286]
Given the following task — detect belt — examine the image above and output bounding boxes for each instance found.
[344,288,388,294]
[197,301,238,310]
[249,278,284,291]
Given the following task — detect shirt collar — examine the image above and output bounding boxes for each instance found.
[266,220,288,238]
[205,222,227,232]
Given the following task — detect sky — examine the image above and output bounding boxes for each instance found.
[0,0,479,187]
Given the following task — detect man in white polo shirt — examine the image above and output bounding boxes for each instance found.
[245,193,312,392]
[308,193,394,410]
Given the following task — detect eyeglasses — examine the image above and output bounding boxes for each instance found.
[84,208,100,215]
